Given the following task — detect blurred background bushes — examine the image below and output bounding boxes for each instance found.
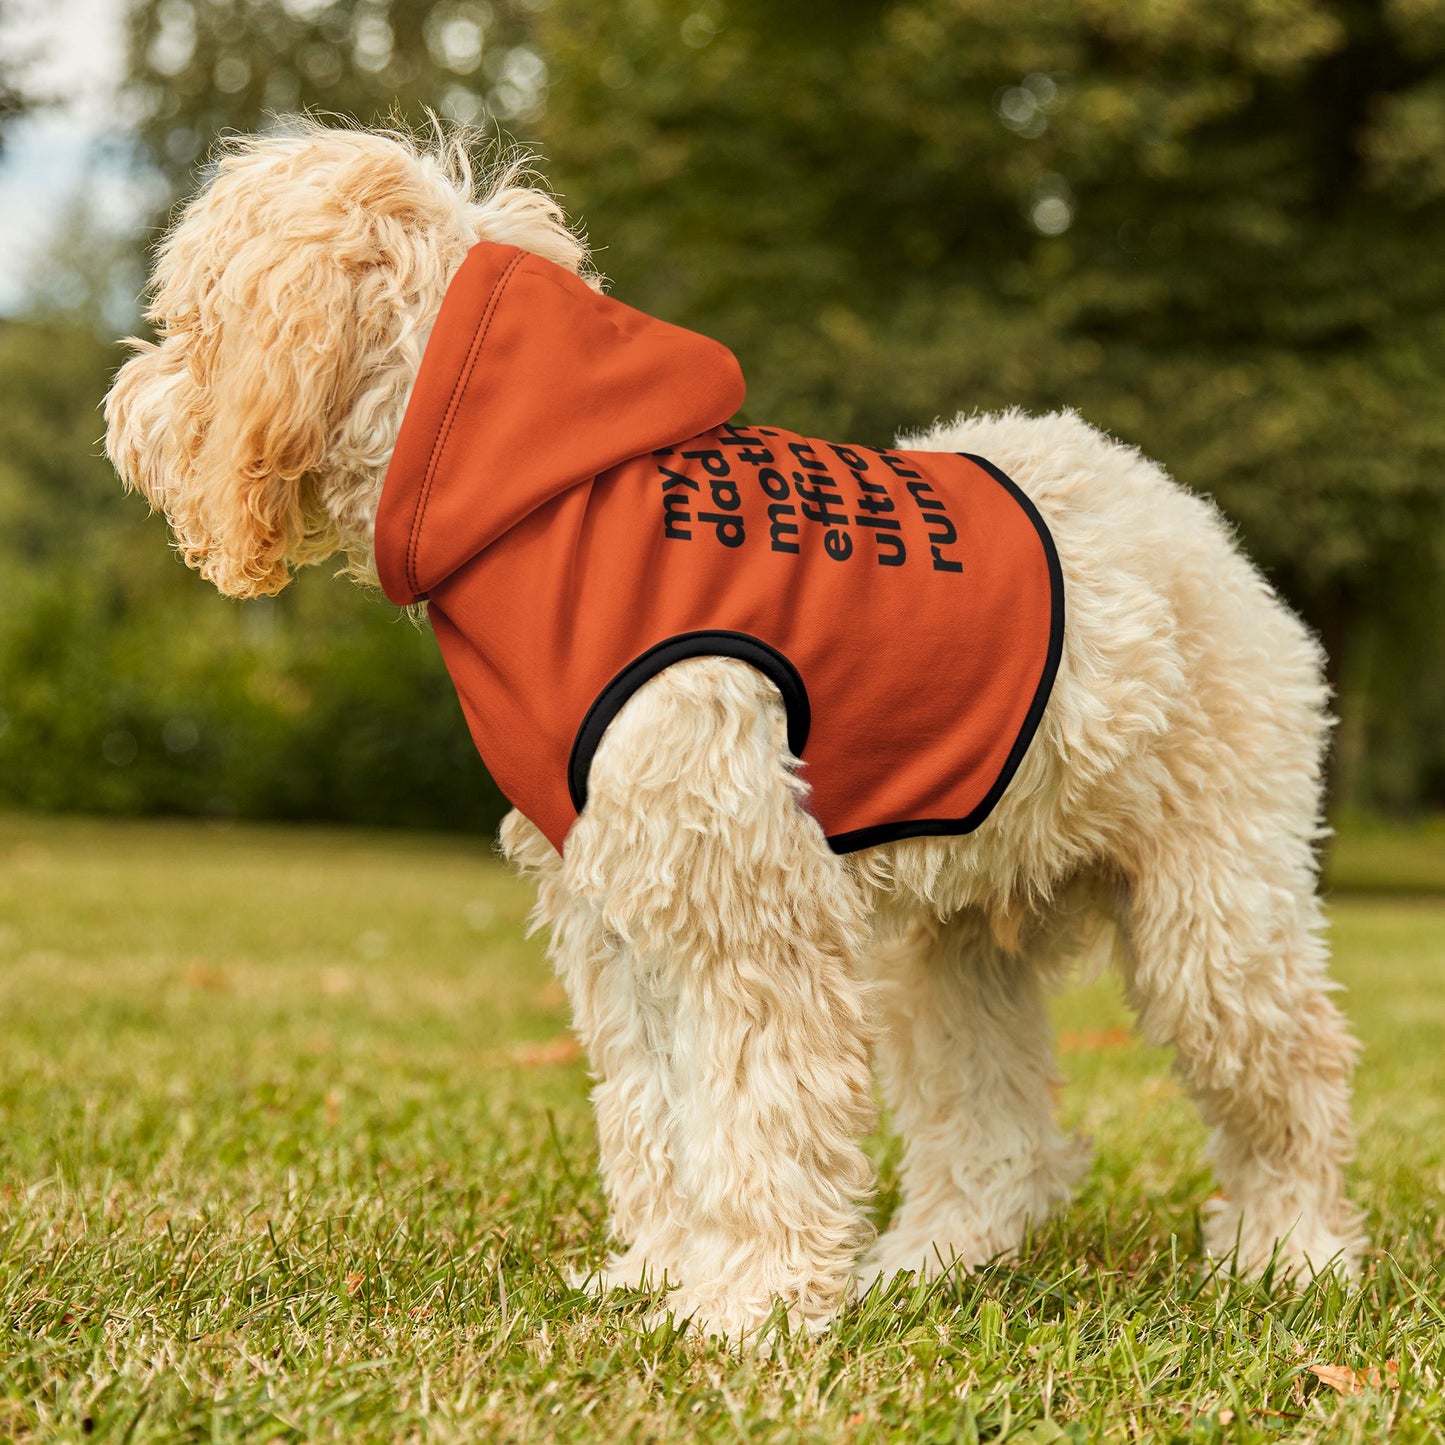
[2,0,1443,830]
[0,313,502,829]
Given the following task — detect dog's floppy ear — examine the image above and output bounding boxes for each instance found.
[177,240,358,598]
[107,130,441,599]
[106,234,361,600]
[175,200,393,597]
[106,126,593,599]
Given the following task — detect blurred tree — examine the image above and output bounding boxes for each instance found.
[124,0,548,192]
[0,312,505,832]
[0,0,38,151]
[2,0,555,831]
[535,0,1445,806]
[0,315,135,571]
[27,0,1441,819]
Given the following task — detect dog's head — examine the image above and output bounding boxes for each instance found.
[105,122,588,598]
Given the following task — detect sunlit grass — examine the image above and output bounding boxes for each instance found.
[2,813,1442,1442]
[1325,812,1445,896]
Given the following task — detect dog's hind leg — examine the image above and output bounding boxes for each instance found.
[860,910,1089,1288]
[1105,565,1365,1280]
[1120,832,1364,1280]
[561,658,878,1342]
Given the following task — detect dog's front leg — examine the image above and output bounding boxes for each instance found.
[563,659,878,1343]
[501,809,685,1290]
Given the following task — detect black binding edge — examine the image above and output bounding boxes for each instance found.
[567,630,812,814]
[823,454,1065,853]
[565,456,1063,854]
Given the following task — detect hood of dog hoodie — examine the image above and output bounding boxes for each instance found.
[375,241,1063,855]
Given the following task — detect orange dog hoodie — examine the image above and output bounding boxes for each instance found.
[374,242,1063,855]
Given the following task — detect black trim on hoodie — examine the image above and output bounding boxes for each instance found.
[565,454,1064,855]
[567,631,813,815]
[823,455,1065,852]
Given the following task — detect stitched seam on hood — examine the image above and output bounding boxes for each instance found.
[405,249,526,598]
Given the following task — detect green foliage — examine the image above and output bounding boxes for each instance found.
[537,0,1445,627]
[0,568,506,829]
[125,0,545,192]
[2,813,1444,1440]
[0,0,36,154]
[537,0,1445,812]
[1326,809,1445,892]
[5,0,1445,822]
[0,317,506,832]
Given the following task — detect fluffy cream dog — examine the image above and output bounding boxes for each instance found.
[105,122,1364,1342]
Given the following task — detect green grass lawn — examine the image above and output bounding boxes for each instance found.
[2,813,1443,1443]
[1325,813,1445,897]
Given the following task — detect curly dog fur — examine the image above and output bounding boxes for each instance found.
[105,122,1365,1342]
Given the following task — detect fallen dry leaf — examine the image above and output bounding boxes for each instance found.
[320,967,353,997]
[501,1037,584,1068]
[1057,1027,1133,1052]
[534,980,567,1009]
[181,962,229,992]
[515,1036,583,1066]
[344,1272,365,1296]
[1309,1362,1399,1395]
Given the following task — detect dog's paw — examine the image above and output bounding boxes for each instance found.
[860,1132,1092,1295]
[570,1245,674,1296]
[645,1287,836,1350]
[860,1197,1056,1290]
[856,1233,995,1296]
[1202,1196,1367,1283]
